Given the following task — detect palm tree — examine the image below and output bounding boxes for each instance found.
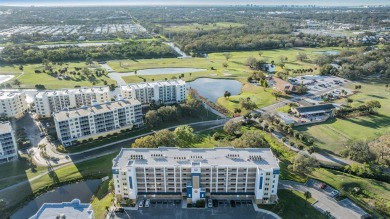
[304,191,312,207]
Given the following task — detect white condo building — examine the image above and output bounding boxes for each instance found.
[0,91,28,119]
[34,86,111,117]
[0,122,18,163]
[120,79,186,105]
[112,147,280,204]
[54,99,143,146]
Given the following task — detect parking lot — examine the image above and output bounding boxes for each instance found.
[147,199,182,208]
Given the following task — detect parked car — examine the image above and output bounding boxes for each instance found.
[330,190,339,197]
[213,199,218,207]
[230,200,236,207]
[320,183,327,189]
[39,132,45,137]
[114,207,124,213]
[138,199,144,208]
[208,199,213,208]
[145,199,150,208]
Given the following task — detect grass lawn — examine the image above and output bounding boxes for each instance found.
[259,189,321,219]
[296,79,390,156]
[162,22,246,32]
[91,179,114,219]
[217,83,277,115]
[311,168,390,218]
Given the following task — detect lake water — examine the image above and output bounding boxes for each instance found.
[188,78,242,103]
[11,179,101,219]
[313,51,340,55]
[108,67,206,85]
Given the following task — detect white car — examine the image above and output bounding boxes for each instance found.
[138,200,144,208]
[330,190,339,197]
[208,199,213,208]
[145,199,150,208]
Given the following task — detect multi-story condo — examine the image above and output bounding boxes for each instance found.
[0,122,18,163]
[34,86,111,117]
[112,147,280,204]
[120,79,186,105]
[54,99,143,146]
[0,91,28,119]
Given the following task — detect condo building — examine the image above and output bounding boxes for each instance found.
[54,99,143,146]
[0,122,18,163]
[34,86,111,117]
[112,147,280,204]
[120,79,186,105]
[0,91,28,119]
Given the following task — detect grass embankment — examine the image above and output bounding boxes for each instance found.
[0,154,116,218]
[259,189,321,219]
[296,79,390,155]
[91,179,114,219]
[217,83,277,115]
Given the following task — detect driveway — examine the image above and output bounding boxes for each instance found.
[280,180,368,219]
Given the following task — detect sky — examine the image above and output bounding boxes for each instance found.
[0,0,388,6]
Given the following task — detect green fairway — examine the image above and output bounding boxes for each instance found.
[296,79,390,155]
[259,189,321,219]
[162,22,246,32]
[91,179,114,219]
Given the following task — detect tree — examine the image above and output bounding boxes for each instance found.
[185,99,203,116]
[296,52,308,61]
[222,62,228,69]
[86,57,93,67]
[42,59,51,70]
[365,100,381,113]
[342,140,375,163]
[290,152,319,175]
[157,106,177,122]
[246,57,257,68]
[223,120,242,135]
[13,79,21,88]
[224,91,231,99]
[154,129,176,147]
[369,134,390,164]
[258,51,263,57]
[233,130,267,148]
[174,125,196,147]
[132,135,157,148]
[223,52,232,61]
[304,191,312,206]
[145,110,162,127]
[262,80,268,91]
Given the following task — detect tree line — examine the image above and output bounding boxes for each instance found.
[0,41,177,64]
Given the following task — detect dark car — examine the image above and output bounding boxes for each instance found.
[320,183,327,189]
[213,199,218,207]
[230,200,236,207]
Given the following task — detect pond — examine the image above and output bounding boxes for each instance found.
[108,67,206,85]
[188,78,242,103]
[313,51,340,55]
[11,179,101,219]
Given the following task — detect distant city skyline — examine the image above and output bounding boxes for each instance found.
[0,0,389,7]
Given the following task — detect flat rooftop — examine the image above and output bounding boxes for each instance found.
[294,104,335,115]
[53,99,141,121]
[0,122,12,133]
[113,147,280,170]
[35,86,109,98]
[127,79,186,89]
[29,199,93,219]
[0,91,23,100]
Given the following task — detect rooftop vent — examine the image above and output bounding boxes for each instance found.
[226,154,240,158]
[249,155,262,161]
[190,155,203,159]
[130,154,144,160]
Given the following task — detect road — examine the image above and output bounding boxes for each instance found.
[280,180,368,219]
